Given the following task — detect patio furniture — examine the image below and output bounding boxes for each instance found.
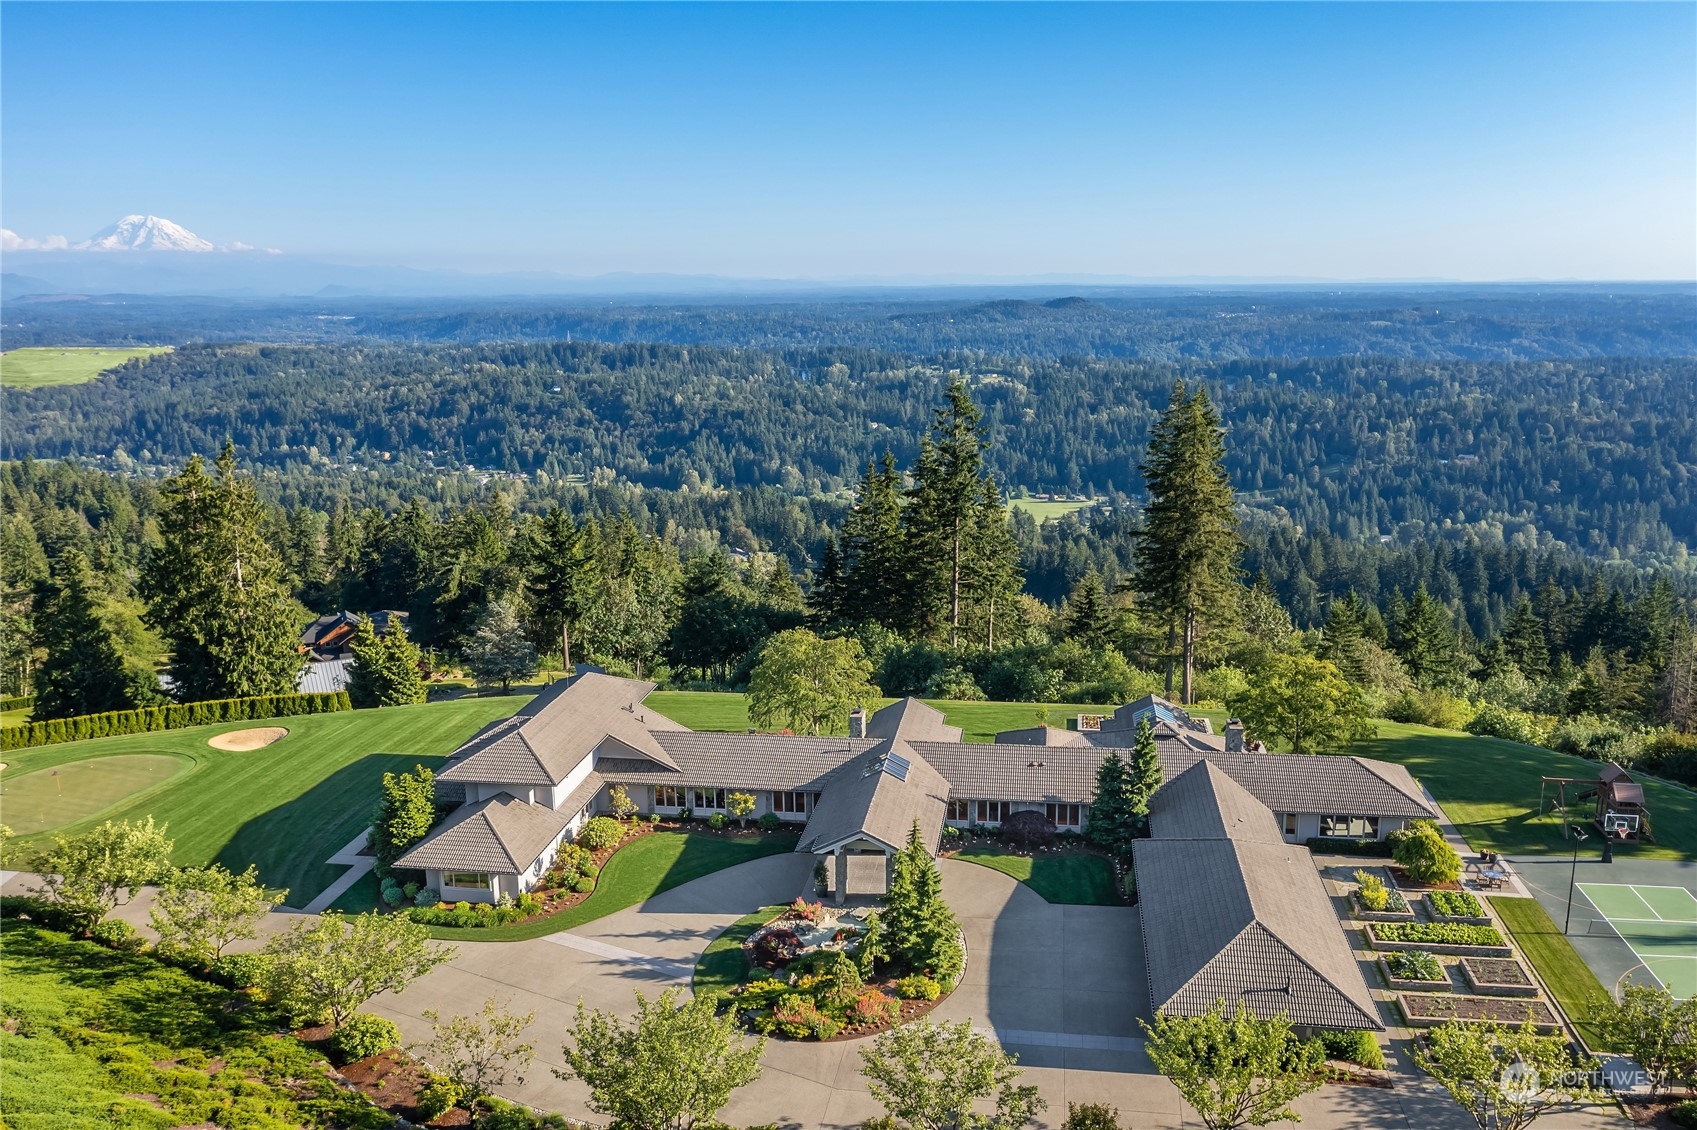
[1479,867,1509,889]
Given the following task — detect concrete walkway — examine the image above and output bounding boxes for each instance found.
[300,828,376,913]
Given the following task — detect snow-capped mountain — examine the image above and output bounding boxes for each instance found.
[74,214,215,252]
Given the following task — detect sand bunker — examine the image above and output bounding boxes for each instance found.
[207,727,289,751]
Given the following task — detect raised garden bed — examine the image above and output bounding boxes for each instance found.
[1460,956,1539,997]
[1351,892,1415,922]
[1398,993,1560,1032]
[1389,867,1464,892]
[1379,953,1452,992]
[1427,890,1492,925]
[1367,922,1511,957]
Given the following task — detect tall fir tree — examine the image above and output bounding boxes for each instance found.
[905,379,991,647]
[523,505,593,668]
[961,476,1023,650]
[347,616,426,708]
[1085,748,1138,856]
[1499,598,1551,680]
[836,452,908,630]
[1319,590,1370,685]
[139,446,305,701]
[1134,381,1241,703]
[1396,584,1462,690]
[877,821,965,980]
[32,550,136,719]
[1063,570,1113,651]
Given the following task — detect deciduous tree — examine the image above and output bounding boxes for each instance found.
[556,986,765,1130]
[859,1019,1046,1130]
[1140,1000,1324,1130]
[419,997,538,1107]
[36,816,174,933]
[1590,984,1697,1094]
[1228,654,1376,754]
[747,628,876,736]
[1415,1021,1594,1130]
[261,910,455,1029]
[150,863,287,963]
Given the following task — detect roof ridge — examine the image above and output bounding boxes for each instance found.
[474,803,524,873]
[1239,919,1381,1028]
[1349,756,1432,811]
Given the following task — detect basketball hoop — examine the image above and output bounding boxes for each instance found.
[1602,812,1639,838]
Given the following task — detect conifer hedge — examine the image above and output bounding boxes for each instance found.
[0,691,350,750]
[0,694,34,712]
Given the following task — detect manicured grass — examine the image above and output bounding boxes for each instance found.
[4,698,529,906]
[1,707,32,726]
[0,345,172,388]
[1355,722,1697,861]
[0,925,387,1130]
[646,691,1111,745]
[424,828,800,941]
[1491,895,1614,1050]
[0,753,191,835]
[1008,498,1099,522]
[694,904,787,997]
[952,846,1121,905]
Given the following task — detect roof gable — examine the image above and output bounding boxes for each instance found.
[1149,760,1286,844]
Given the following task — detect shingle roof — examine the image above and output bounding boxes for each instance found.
[1133,836,1383,1030]
[1153,749,1434,819]
[438,673,674,786]
[795,738,949,855]
[993,726,1091,748]
[865,698,963,743]
[636,732,883,791]
[395,794,572,874]
[1148,761,1286,844]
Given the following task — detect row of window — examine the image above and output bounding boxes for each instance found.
[652,787,817,813]
[943,800,1083,828]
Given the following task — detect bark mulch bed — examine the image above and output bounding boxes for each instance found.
[1397,993,1559,1030]
[1620,1094,1697,1128]
[1389,867,1464,892]
[294,1027,471,1127]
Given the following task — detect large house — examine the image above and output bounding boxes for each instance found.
[399,674,1432,902]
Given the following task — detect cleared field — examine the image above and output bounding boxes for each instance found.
[0,754,191,836]
[1008,498,1098,522]
[1354,722,1697,862]
[0,346,172,389]
[3,697,528,905]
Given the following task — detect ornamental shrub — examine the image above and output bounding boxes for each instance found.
[380,878,405,907]
[572,876,595,894]
[1393,826,1463,885]
[1354,870,1390,912]
[752,927,804,968]
[415,1074,465,1122]
[893,975,941,1001]
[1062,1104,1125,1130]
[1318,1029,1386,1070]
[90,919,144,951]
[414,887,439,907]
[1466,703,1553,748]
[329,1013,402,1063]
[758,812,782,832]
[576,816,624,852]
[852,989,900,1025]
[1001,809,1056,849]
[1669,1100,1697,1128]
[708,813,727,830]
[211,952,273,989]
[771,994,841,1040]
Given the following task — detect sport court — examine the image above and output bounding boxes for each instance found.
[1576,883,1697,999]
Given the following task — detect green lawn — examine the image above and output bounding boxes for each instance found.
[0,346,172,389]
[0,753,192,835]
[1491,895,1614,1050]
[647,691,1111,744]
[3,698,528,906]
[952,846,1121,905]
[1354,722,1697,861]
[424,828,800,941]
[694,904,787,997]
[1,707,32,726]
[1008,498,1099,522]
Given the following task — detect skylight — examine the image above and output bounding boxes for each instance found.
[864,751,912,781]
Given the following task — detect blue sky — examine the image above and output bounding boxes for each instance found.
[2,2,1692,280]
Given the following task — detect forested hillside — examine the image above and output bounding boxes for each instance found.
[5,343,1693,562]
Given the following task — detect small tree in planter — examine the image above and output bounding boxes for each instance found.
[607,784,639,822]
[727,791,757,829]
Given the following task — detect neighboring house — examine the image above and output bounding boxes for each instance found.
[297,610,410,695]
[398,673,1435,908]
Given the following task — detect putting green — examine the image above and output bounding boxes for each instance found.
[0,754,192,836]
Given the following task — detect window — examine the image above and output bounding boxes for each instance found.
[1321,815,1380,838]
[1283,813,1299,839]
[655,786,685,809]
[946,799,970,822]
[975,800,1011,824]
[1046,803,1081,828]
[772,791,810,814]
[693,787,726,810]
[443,871,490,889]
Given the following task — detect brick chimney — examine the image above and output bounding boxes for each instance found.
[1225,719,1245,753]
[849,708,867,739]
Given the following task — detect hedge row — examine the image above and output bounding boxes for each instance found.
[0,691,351,750]
[1306,836,1395,857]
[0,694,33,712]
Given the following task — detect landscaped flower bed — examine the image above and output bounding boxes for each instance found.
[1367,921,1511,956]
[1397,993,1560,1031]
[1426,890,1492,924]
[1350,868,1414,921]
[1379,950,1451,992]
[1459,956,1538,997]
